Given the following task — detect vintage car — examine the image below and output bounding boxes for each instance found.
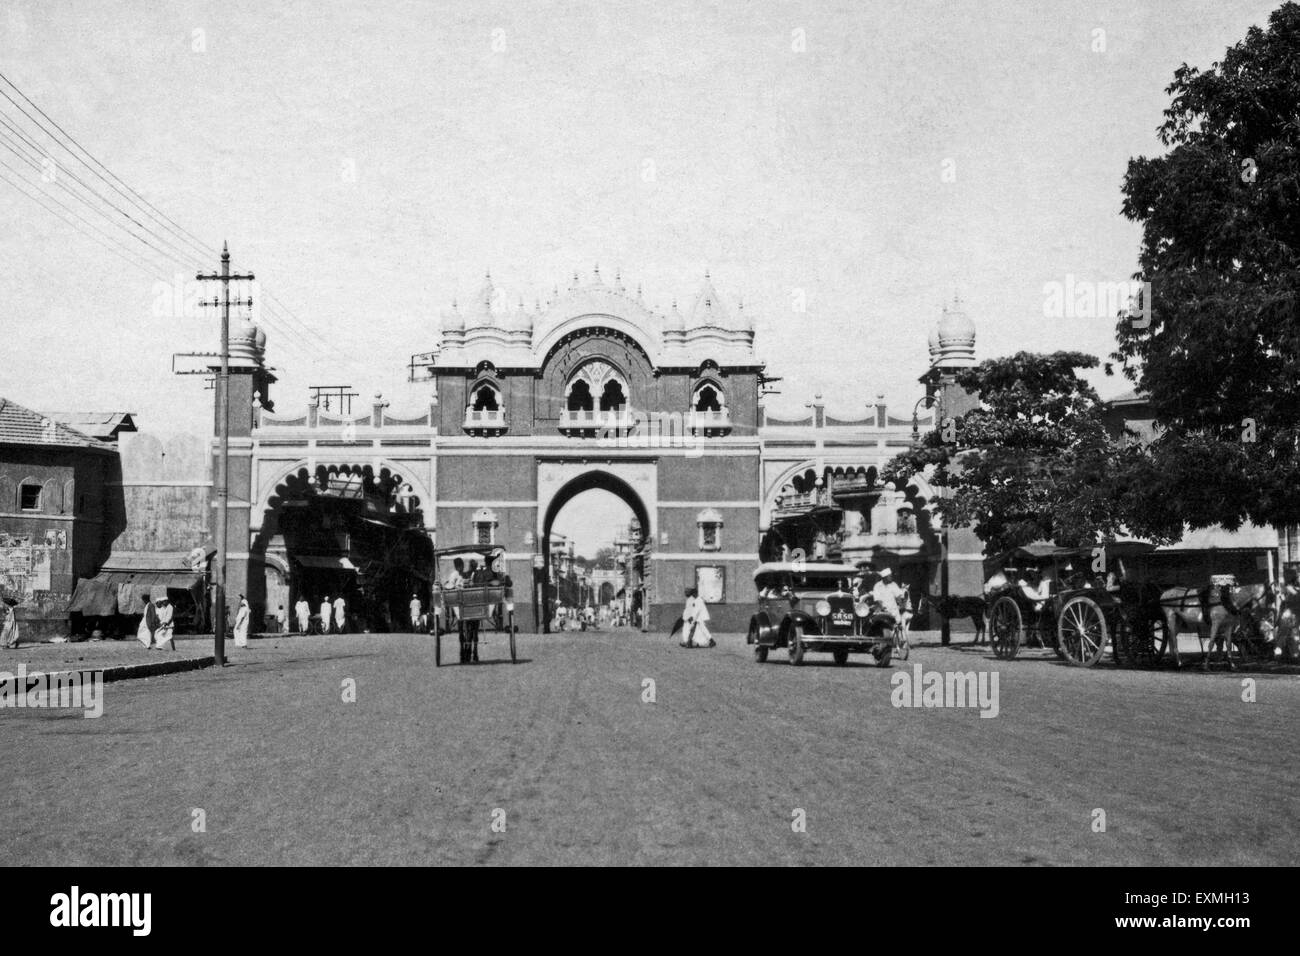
[746,561,896,666]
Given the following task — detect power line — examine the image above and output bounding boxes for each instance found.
[0,70,331,351]
[0,159,321,357]
[0,71,333,354]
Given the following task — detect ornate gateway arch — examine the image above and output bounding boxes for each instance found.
[212,272,973,633]
[419,268,764,632]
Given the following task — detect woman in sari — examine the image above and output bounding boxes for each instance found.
[1,597,19,649]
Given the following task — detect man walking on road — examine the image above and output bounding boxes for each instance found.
[410,593,422,632]
[333,594,347,634]
[295,596,310,634]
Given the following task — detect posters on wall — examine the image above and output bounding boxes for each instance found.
[696,565,725,604]
[0,531,55,603]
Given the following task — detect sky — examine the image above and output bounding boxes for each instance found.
[0,0,1287,555]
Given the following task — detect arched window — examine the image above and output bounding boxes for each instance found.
[565,360,628,414]
[567,380,593,412]
[472,508,498,546]
[471,383,500,411]
[18,477,41,512]
[693,383,723,412]
[598,380,626,411]
[697,507,723,551]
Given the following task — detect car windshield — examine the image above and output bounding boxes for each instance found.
[793,574,850,592]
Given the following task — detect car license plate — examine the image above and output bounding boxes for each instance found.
[832,611,853,626]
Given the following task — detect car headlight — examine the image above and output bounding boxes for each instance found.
[815,600,831,617]
[854,603,870,617]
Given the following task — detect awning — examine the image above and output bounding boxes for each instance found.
[68,577,118,615]
[68,569,202,615]
[295,555,357,570]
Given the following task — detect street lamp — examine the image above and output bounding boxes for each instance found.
[910,393,952,646]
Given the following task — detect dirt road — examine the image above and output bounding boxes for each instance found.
[2,629,1295,865]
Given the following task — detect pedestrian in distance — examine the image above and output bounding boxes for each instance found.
[679,587,714,647]
[276,603,288,633]
[136,593,158,649]
[0,596,18,649]
[295,596,310,634]
[333,594,347,634]
[154,595,175,651]
[233,594,250,648]
[410,593,422,632]
[319,595,332,634]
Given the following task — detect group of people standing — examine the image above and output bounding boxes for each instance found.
[292,594,348,635]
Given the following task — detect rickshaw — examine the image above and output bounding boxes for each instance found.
[430,544,517,666]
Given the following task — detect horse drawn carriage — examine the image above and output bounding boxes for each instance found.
[429,544,517,666]
[985,541,1279,668]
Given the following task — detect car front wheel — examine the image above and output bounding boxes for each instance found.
[788,624,806,666]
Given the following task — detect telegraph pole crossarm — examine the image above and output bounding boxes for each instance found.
[196,241,254,668]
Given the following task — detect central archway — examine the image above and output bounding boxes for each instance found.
[540,470,651,633]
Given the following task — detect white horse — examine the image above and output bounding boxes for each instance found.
[1158,584,1274,669]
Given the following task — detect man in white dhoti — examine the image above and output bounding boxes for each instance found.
[154,596,176,651]
[409,593,422,632]
[681,588,714,647]
[295,597,310,634]
[333,594,347,634]
[232,595,250,648]
[136,595,158,648]
[319,595,332,634]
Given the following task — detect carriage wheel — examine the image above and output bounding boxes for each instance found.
[1057,595,1108,667]
[893,624,910,661]
[1229,618,1268,665]
[508,611,517,663]
[1118,613,1161,668]
[989,597,1022,660]
[788,624,806,666]
[749,622,768,663]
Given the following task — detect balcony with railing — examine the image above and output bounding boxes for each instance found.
[772,486,833,518]
[558,406,637,435]
[463,407,507,436]
[686,407,732,435]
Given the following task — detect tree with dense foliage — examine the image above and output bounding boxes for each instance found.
[884,352,1174,553]
[1114,1,1300,532]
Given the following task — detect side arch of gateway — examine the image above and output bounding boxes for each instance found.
[206,268,979,633]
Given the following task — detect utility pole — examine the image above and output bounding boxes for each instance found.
[197,242,254,667]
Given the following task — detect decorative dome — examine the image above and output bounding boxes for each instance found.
[689,271,727,328]
[937,296,975,344]
[441,301,464,333]
[663,298,685,332]
[232,320,266,350]
[505,299,533,334]
[732,297,754,333]
[228,320,267,364]
[931,295,976,368]
[465,271,497,329]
